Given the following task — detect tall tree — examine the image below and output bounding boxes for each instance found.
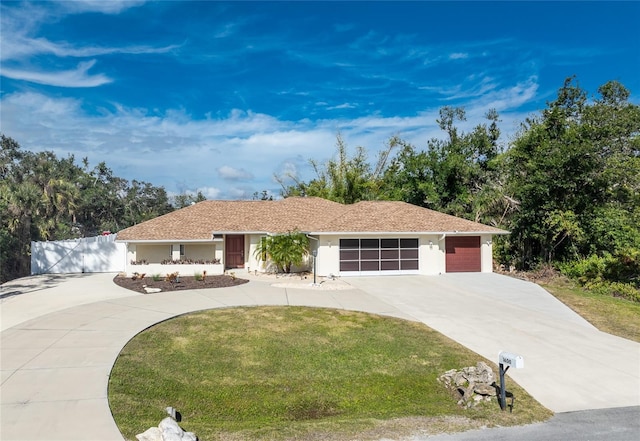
[277,133,395,204]
[380,107,509,226]
[173,191,207,208]
[505,77,640,268]
[0,135,176,282]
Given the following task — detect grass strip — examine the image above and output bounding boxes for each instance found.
[541,278,640,343]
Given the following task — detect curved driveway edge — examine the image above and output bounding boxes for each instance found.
[0,273,414,441]
[1,273,639,441]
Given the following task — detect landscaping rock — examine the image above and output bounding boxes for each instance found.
[438,362,497,408]
[136,416,197,441]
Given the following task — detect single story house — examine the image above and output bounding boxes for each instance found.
[116,197,509,277]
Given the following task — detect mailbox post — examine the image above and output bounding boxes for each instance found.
[312,249,317,285]
[498,351,524,411]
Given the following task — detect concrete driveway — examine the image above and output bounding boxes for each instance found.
[1,272,639,440]
[347,274,640,413]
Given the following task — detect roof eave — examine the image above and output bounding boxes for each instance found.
[308,230,510,236]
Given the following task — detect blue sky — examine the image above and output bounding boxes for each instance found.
[1,1,639,200]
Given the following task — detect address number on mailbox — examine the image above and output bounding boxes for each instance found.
[499,351,524,369]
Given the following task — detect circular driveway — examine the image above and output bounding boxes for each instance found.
[1,272,639,440]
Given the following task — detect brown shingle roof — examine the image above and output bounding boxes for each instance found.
[316,200,505,233]
[116,197,507,241]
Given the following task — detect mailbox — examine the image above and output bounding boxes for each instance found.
[499,351,524,369]
[497,351,523,412]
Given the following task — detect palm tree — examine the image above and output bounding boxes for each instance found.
[253,230,310,273]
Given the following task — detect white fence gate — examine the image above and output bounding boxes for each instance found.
[31,234,126,275]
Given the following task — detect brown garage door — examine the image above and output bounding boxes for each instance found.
[446,236,481,272]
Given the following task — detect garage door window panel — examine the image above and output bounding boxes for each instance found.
[400,249,418,259]
[361,261,380,271]
[400,238,419,248]
[340,261,359,271]
[361,249,379,260]
[340,249,359,260]
[381,260,400,271]
[381,239,398,248]
[381,249,399,259]
[341,239,359,249]
[401,260,419,270]
[361,239,379,249]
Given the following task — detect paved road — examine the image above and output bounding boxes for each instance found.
[420,406,640,441]
[1,272,639,441]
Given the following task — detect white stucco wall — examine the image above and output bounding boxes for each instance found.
[185,244,217,261]
[480,234,494,273]
[133,243,171,263]
[247,234,264,272]
[419,235,445,275]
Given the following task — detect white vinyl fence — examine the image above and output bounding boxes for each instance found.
[31,234,126,275]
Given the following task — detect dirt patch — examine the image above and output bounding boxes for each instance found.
[494,264,565,285]
[113,274,249,294]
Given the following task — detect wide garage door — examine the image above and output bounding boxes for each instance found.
[446,236,481,272]
[339,238,419,274]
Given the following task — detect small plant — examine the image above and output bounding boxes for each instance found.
[131,272,146,280]
[194,272,203,281]
[228,271,236,280]
[130,259,148,265]
[161,258,222,265]
[152,274,162,281]
[165,272,180,283]
[202,270,207,281]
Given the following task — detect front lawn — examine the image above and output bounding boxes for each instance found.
[109,306,551,440]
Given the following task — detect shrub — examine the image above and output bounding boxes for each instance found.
[152,274,162,281]
[253,230,309,273]
[590,281,640,303]
[560,250,640,302]
[559,255,608,286]
[165,272,179,283]
[194,272,203,281]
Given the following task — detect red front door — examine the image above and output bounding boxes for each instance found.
[225,235,245,269]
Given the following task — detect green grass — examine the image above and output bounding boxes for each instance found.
[541,278,640,343]
[109,307,552,440]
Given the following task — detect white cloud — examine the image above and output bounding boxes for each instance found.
[449,52,468,60]
[0,0,175,88]
[326,103,357,110]
[1,60,112,87]
[218,166,254,181]
[60,0,147,15]
[0,76,538,199]
[197,187,222,199]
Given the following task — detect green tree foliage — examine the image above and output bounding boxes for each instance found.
[283,78,638,297]
[252,190,274,201]
[0,136,174,282]
[505,77,640,272]
[380,107,512,227]
[173,191,207,208]
[253,230,310,273]
[277,133,394,203]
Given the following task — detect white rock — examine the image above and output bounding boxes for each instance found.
[135,427,162,441]
[159,417,183,436]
